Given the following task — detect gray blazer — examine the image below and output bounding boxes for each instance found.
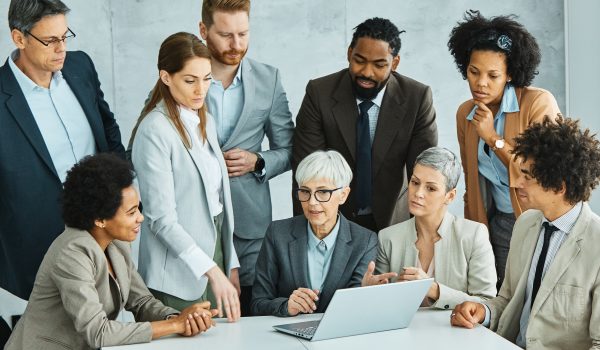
[251,214,378,317]
[486,204,600,350]
[223,58,294,243]
[377,212,497,310]
[132,104,239,301]
[5,228,178,350]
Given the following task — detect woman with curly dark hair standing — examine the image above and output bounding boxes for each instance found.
[448,10,561,288]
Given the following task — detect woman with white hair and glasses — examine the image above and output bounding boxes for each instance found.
[251,150,377,317]
[363,147,497,309]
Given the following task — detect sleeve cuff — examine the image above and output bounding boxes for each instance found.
[179,245,217,280]
[482,304,491,327]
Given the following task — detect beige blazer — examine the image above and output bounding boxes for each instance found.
[376,212,497,309]
[5,228,178,350]
[456,86,561,226]
[485,204,600,350]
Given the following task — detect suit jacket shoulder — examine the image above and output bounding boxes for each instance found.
[244,57,279,78]
[390,71,430,92]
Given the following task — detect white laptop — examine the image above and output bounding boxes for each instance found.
[273,278,433,341]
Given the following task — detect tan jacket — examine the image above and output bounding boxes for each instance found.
[5,228,178,350]
[456,87,561,226]
[486,204,600,350]
[376,212,497,310]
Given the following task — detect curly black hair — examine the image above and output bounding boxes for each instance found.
[512,116,600,204]
[447,10,541,87]
[62,153,134,230]
[350,17,405,56]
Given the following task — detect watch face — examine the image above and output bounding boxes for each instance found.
[495,139,505,149]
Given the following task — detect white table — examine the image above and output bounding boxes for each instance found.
[105,309,520,349]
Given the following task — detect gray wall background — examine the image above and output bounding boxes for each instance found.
[0,0,566,220]
[0,0,568,318]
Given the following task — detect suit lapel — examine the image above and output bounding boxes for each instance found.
[319,216,353,304]
[222,61,254,149]
[433,213,454,281]
[61,57,108,152]
[331,72,359,161]
[403,218,419,271]
[530,206,588,319]
[1,61,59,179]
[159,105,214,222]
[372,75,405,178]
[106,243,128,310]
[289,217,310,288]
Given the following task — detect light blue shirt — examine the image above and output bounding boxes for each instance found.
[307,216,341,291]
[8,51,96,183]
[468,84,519,213]
[207,60,244,147]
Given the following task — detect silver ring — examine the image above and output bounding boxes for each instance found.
[451,313,456,317]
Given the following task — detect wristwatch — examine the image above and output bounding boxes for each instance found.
[254,152,265,172]
[491,138,505,151]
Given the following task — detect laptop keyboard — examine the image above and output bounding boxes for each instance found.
[295,326,317,336]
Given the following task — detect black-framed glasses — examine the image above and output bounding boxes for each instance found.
[294,187,342,202]
[25,27,76,47]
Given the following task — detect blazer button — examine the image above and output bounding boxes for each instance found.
[444,305,449,309]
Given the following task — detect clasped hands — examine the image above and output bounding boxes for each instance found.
[172,301,219,337]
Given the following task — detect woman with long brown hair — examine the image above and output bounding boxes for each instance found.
[130,32,240,322]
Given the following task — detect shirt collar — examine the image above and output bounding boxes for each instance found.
[178,105,199,124]
[211,60,243,87]
[307,214,341,249]
[542,201,583,235]
[355,84,387,108]
[8,49,64,92]
[466,84,519,120]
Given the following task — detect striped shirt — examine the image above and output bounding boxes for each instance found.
[355,85,387,144]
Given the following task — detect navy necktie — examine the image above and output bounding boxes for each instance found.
[356,100,374,211]
[531,222,559,308]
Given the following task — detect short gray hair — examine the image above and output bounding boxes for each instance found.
[414,147,462,192]
[295,150,353,188]
[8,0,70,32]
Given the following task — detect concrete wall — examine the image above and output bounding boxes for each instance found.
[0,0,566,320]
[565,0,600,211]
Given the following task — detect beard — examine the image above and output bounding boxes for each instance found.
[351,75,388,100]
[207,40,247,66]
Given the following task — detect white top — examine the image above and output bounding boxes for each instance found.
[179,106,223,217]
[416,255,435,307]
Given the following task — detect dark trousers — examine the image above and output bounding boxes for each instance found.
[489,211,516,292]
[0,317,11,348]
[353,213,378,233]
[240,285,253,317]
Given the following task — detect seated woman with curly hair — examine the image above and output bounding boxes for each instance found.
[448,10,561,288]
[5,154,218,350]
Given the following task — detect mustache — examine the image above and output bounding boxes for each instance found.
[224,49,245,55]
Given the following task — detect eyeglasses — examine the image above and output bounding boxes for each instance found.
[294,187,342,202]
[25,27,76,47]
